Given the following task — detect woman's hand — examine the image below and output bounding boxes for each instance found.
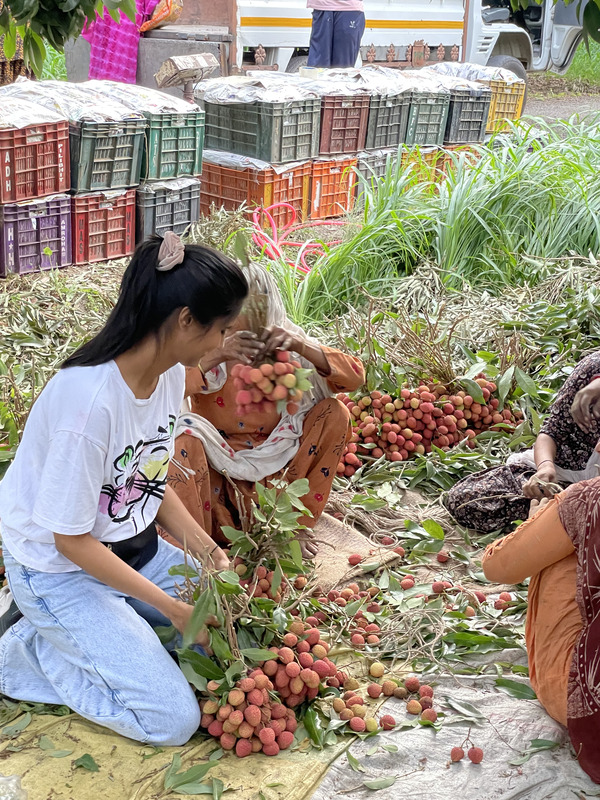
[206,544,230,572]
[528,496,550,518]
[571,378,600,432]
[261,325,304,355]
[201,331,265,372]
[168,599,220,650]
[523,463,559,499]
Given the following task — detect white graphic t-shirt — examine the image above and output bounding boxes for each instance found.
[0,361,185,573]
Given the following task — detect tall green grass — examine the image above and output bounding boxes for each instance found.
[565,39,600,85]
[270,116,600,326]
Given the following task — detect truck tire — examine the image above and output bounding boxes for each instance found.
[487,55,528,108]
[287,55,308,73]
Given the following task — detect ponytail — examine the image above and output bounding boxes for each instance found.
[63,236,248,368]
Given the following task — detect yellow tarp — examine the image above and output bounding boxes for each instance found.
[0,711,353,800]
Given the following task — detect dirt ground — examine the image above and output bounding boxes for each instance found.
[527,93,600,120]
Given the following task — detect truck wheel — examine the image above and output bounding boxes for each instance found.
[287,55,308,73]
[487,55,528,108]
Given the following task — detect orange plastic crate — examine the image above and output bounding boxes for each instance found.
[200,160,311,228]
[442,144,481,177]
[310,158,357,220]
[0,120,69,204]
[72,189,136,265]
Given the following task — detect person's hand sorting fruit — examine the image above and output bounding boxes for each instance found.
[200,331,266,373]
[571,377,600,433]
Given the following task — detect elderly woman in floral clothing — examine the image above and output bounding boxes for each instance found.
[445,352,600,533]
[164,264,365,555]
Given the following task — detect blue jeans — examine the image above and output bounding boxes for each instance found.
[0,538,200,745]
[307,10,365,68]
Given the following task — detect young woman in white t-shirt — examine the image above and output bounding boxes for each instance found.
[0,232,249,746]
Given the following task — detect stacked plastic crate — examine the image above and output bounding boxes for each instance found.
[200,77,321,227]
[0,96,71,278]
[0,79,147,266]
[85,82,205,244]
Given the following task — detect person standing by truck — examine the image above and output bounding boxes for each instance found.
[306,0,365,68]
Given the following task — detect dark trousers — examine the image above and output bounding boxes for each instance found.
[307,10,365,68]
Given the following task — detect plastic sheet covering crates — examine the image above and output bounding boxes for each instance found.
[365,94,411,150]
[136,178,201,243]
[143,110,205,181]
[72,189,136,265]
[310,157,357,220]
[486,80,526,133]
[0,195,72,277]
[204,100,321,164]
[0,121,69,204]
[319,95,371,155]
[405,92,450,147]
[200,153,312,229]
[70,119,146,193]
[444,88,492,144]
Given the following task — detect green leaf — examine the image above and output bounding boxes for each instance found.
[441,696,486,721]
[177,649,225,681]
[169,761,219,791]
[497,366,515,406]
[460,378,485,404]
[209,630,233,663]
[421,519,445,540]
[3,712,32,737]
[165,754,183,788]
[184,590,215,648]
[515,367,539,398]
[169,565,200,578]
[303,706,324,748]
[154,624,177,645]
[289,538,303,570]
[284,478,310,498]
[74,754,100,772]
[240,648,279,662]
[179,661,208,693]
[49,749,74,758]
[2,24,16,60]
[347,751,365,772]
[224,661,245,686]
[495,678,537,700]
[583,0,600,44]
[217,571,240,586]
[39,735,55,750]
[363,776,397,790]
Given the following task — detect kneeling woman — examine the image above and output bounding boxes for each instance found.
[165,263,365,553]
[483,482,600,783]
[0,234,248,745]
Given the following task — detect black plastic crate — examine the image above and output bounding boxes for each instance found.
[445,88,492,145]
[204,100,321,164]
[405,92,450,147]
[70,119,146,193]
[136,178,201,242]
[365,94,411,150]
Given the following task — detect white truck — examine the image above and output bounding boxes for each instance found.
[232,0,585,79]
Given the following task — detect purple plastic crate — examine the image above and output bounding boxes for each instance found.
[0,194,72,277]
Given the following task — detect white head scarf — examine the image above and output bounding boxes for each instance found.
[174,263,332,482]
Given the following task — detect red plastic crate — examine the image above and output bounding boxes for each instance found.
[72,190,136,265]
[0,121,69,204]
[0,195,72,277]
[200,160,312,228]
[319,95,370,156]
[310,158,357,220]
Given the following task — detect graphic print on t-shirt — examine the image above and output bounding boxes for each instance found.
[99,415,176,529]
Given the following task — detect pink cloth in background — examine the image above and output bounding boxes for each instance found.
[307,0,364,11]
[83,0,158,84]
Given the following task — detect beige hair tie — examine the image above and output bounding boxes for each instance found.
[157,231,185,272]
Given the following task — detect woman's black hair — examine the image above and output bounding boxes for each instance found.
[62,236,248,368]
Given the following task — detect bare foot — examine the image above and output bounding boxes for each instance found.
[528,496,549,518]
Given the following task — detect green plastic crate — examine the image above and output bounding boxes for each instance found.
[204,100,321,164]
[70,119,146,193]
[405,92,450,147]
[365,94,412,150]
[143,110,205,181]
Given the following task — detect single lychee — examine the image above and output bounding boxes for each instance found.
[451,746,465,762]
[262,743,280,756]
[468,747,484,764]
[419,685,434,698]
[437,551,449,563]
[365,718,378,733]
[333,698,346,713]
[404,676,420,693]
[499,592,512,602]
[420,696,433,710]
[431,581,445,594]
[406,700,423,715]
[393,686,408,700]
[379,715,396,731]
[382,681,396,697]
[277,731,294,750]
[400,577,415,590]
[348,554,363,566]
[369,662,385,678]
[421,708,438,723]
[367,683,382,698]
[350,717,366,732]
